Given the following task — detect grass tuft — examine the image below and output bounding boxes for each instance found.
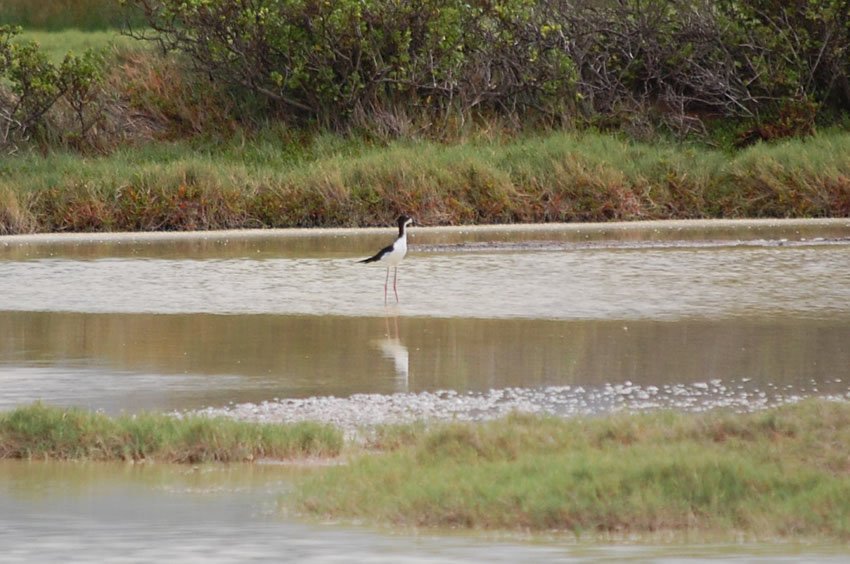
[16,29,140,63]
[294,400,850,539]
[0,0,141,30]
[0,403,343,462]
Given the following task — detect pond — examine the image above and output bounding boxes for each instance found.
[2,218,850,559]
[1,219,849,421]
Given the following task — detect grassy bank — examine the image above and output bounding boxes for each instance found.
[0,403,342,462]
[2,130,850,234]
[295,400,850,539]
[3,400,850,539]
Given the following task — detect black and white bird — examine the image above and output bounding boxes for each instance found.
[358,215,414,304]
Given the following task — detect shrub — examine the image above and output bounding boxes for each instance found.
[124,0,579,129]
[0,25,105,149]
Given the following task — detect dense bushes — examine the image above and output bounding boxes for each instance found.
[2,1,849,147]
[126,0,580,132]
[123,0,850,137]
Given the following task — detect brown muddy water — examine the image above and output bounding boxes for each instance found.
[2,219,850,560]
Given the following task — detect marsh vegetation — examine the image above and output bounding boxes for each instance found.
[298,400,850,538]
[4,400,850,539]
[0,403,343,462]
[2,130,850,234]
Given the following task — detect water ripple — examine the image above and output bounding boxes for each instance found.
[1,244,849,320]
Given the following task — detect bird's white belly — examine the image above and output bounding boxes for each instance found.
[383,243,407,266]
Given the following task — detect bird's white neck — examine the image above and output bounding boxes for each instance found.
[395,230,408,250]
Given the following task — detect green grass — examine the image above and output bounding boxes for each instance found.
[2,128,850,234]
[4,400,850,539]
[0,0,142,30]
[294,400,850,539]
[16,29,144,63]
[0,403,343,462]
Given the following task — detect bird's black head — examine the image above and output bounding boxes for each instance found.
[397,215,414,232]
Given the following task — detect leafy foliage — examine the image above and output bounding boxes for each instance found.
[122,0,850,137]
[124,0,579,129]
[3,1,850,151]
[0,25,105,150]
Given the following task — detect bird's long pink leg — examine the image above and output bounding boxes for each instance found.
[393,267,399,302]
[384,268,390,305]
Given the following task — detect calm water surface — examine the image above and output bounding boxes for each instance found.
[2,219,850,561]
[1,219,849,413]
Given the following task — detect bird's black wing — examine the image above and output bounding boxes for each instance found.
[358,243,394,263]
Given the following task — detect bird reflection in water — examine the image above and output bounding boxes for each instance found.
[375,310,409,392]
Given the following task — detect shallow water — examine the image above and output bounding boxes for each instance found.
[1,313,849,416]
[1,220,849,417]
[2,220,850,560]
[2,237,850,320]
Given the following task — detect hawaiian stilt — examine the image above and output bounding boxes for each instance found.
[358,215,414,304]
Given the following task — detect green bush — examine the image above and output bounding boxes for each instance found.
[0,25,105,149]
[4,1,850,151]
[124,0,579,129]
